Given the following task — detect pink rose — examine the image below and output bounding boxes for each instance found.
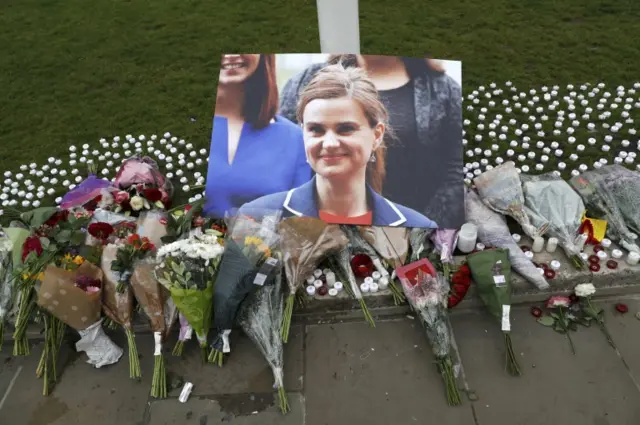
[546,295,571,309]
[115,191,130,204]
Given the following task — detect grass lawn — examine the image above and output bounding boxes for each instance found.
[1,0,640,205]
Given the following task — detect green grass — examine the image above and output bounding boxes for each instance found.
[1,0,640,185]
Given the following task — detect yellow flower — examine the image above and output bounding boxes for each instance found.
[73,256,85,265]
[36,272,45,281]
[244,236,263,247]
[22,273,30,280]
[64,253,73,262]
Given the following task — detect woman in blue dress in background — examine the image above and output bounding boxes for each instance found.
[204,54,312,218]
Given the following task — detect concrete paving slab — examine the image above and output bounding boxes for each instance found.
[304,319,477,425]
[166,325,304,397]
[450,306,640,425]
[147,392,304,425]
[0,332,154,425]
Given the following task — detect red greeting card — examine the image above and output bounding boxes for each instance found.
[395,259,437,287]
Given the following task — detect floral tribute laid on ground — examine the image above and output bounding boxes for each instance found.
[0,81,640,412]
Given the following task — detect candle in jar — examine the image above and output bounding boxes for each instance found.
[546,237,559,253]
[313,269,323,278]
[334,281,344,292]
[626,252,640,266]
[360,282,371,293]
[322,268,332,276]
[512,233,521,243]
[378,277,389,290]
[524,251,534,260]
[601,238,612,248]
[314,279,324,289]
[457,223,477,253]
[597,250,608,260]
[325,272,336,287]
[532,236,545,253]
[612,249,623,259]
[550,260,561,270]
[306,285,316,296]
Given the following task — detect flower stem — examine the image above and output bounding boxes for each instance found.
[150,354,167,399]
[172,340,184,357]
[359,299,375,328]
[281,295,295,343]
[116,281,126,293]
[559,307,576,355]
[388,281,406,305]
[125,327,141,379]
[437,356,462,406]
[200,345,209,363]
[207,349,224,367]
[278,386,290,414]
[0,321,4,351]
[504,333,521,376]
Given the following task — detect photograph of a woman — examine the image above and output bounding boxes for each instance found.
[238,64,438,228]
[279,54,464,229]
[204,54,312,218]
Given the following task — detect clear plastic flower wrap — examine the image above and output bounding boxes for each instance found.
[569,165,640,253]
[474,161,548,239]
[0,231,14,346]
[399,269,461,406]
[137,210,169,249]
[114,156,173,196]
[60,174,115,210]
[237,252,290,414]
[465,188,550,290]
[208,213,281,365]
[520,172,587,268]
[409,228,436,262]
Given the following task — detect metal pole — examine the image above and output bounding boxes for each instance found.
[316,0,360,54]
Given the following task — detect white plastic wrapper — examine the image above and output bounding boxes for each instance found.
[75,319,124,368]
[465,188,550,290]
[137,210,168,249]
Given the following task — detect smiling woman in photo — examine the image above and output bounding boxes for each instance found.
[204,54,312,218]
[239,64,437,228]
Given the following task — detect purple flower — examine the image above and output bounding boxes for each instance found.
[431,229,458,264]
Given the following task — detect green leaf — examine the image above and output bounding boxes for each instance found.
[55,229,72,244]
[21,207,58,228]
[550,312,560,320]
[70,231,86,246]
[170,260,182,276]
[537,316,555,327]
[155,201,164,209]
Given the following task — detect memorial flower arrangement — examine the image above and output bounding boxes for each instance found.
[110,234,156,292]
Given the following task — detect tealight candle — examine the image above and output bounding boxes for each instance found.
[314,269,323,278]
[601,238,611,248]
[475,243,485,251]
[522,165,530,173]
[537,267,545,276]
[306,285,316,296]
[314,279,323,289]
[524,251,534,260]
[602,145,611,152]
[512,233,521,243]
[369,282,380,293]
[364,277,374,286]
[546,237,559,253]
[334,282,344,292]
[306,276,315,285]
[614,157,623,164]
[612,249,623,259]
[580,252,589,262]
[626,252,640,266]
[328,288,338,297]
[550,260,561,270]
[558,162,566,170]
[597,250,608,260]
[378,277,389,290]
[360,282,371,293]
[532,236,545,253]
[372,271,381,281]
[579,164,588,172]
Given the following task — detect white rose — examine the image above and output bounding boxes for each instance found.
[574,283,596,298]
[130,195,145,211]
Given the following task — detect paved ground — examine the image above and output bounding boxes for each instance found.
[2,297,640,425]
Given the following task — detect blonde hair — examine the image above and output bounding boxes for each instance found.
[296,64,391,193]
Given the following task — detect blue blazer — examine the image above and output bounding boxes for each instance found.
[237,176,438,228]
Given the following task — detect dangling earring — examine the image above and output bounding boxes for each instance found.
[369,152,376,163]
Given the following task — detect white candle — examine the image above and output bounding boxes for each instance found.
[360,282,370,293]
[313,269,323,278]
[524,251,534,260]
[369,282,379,293]
[306,276,316,285]
[476,243,485,251]
[537,267,545,275]
[626,252,640,266]
[372,271,381,281]
[306,285,316,296]
[512,233,521,243]
[532,236,545,253]
[612,249,623,259]
[323,268,332,276]
[457,223,477,253]
[580,252,589,262]
[314,279,324,289]
[597,250,608,260]
[364,277,374,286]
[334,282,344,292]
[601,238,612,248]
[575,233,588,251]
[550,260,561,270]
[546,237,558,253]
[378,277,389,290]
[328,288,339,297]
[326,272,336,287]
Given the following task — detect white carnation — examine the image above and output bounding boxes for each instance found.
[574,283,596,298]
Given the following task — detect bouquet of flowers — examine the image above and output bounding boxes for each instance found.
[474,161,548,239]
[521,173,587,269]
[37,261,123,394]
[60,175,116,211]
[208,214,280,365]
[111,156,172,217]
[278,218,349,342]
[408,228,435,262]
[156,231,225,361]
[465,188,550,290]
[333,240,376,327]
[101,243,141,379]
[130,259,177,398]
[430,229,458,280]
[237,252,290,414]
[569,166,640,253]
[161,200,206,245]
[466,248,521,376]
[111,234,156,292]
[0,230,16,347]
[399,266,461,406]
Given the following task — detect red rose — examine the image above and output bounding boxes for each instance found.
[44,210,69,227]
[142,188,162,203]
[22,236,43,263]
[530,306,543,318]
[88,222,114,240]
[458,264,471,276]
[127,233,141,245]
[115,191,130,204]
[185,205,193,212]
